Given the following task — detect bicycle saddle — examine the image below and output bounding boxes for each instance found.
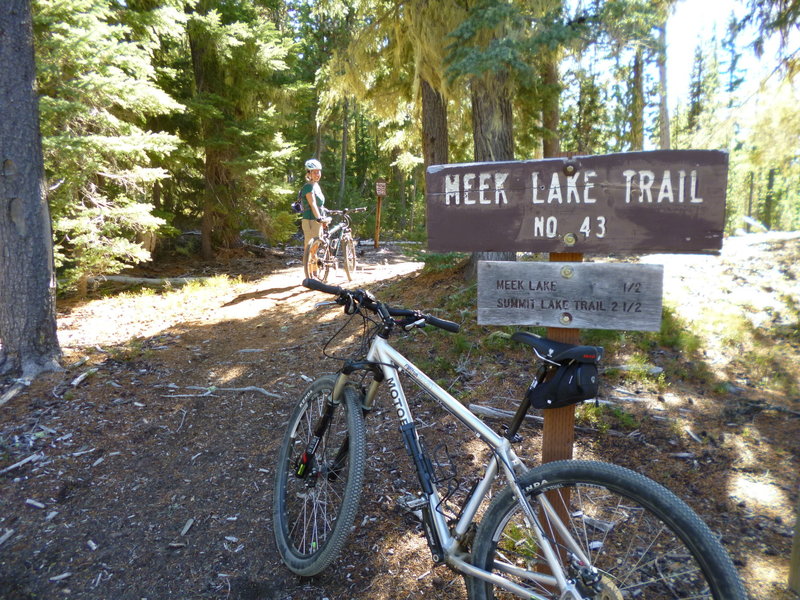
[511,331,602,364]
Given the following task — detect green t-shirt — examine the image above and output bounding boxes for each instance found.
[300,182,325,220]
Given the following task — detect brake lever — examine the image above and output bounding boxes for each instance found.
[403,318,426,331]
[314,301,339,309]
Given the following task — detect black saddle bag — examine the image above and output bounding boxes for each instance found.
[527,361,599,409]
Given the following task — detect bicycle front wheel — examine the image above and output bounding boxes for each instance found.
[272,375,366,576]
[469,460,746,600]
[303,238,330,282]
[343,236,356,281]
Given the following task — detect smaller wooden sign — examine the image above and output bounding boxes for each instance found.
[478,261,664,331]
[375,178,387,197]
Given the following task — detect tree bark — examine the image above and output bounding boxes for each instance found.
[541,56,561,158]
[657,24,671,149]
[470,72,514,163]
[421,78,449,168]
[631,47,645,151]
[0,0,62,378]
[338,97,349,205]
[467,71,515,278]
[188,4,238,260]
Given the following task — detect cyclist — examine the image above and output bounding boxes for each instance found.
[299,158,328,250]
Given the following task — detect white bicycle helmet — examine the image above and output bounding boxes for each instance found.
[304,158,322,171]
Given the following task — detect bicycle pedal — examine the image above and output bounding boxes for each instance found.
[397,495,426,519]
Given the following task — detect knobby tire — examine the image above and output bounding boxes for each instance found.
[303,238,330,282]
[272,375,366,576]
[469,460,746,600]
[343,237,356,281]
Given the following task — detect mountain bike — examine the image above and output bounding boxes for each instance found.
[303,207,367,282]
[272,278,747,599]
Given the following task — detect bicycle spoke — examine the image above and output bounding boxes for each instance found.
[472,462,743,599]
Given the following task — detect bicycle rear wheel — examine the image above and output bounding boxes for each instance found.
[343,237,356,281]
[303,238,330,282]
[272,375,366,576]
[469,460,746,600]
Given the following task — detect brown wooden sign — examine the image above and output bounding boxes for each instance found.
[478,261,664,331]
[426,150,728,254]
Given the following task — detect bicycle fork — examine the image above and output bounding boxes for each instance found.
[293,390,346,481]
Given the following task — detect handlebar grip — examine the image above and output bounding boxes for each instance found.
[425,315,460,333]
[303,278,344,296]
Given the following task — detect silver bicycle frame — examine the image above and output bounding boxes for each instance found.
[363,335,592,599]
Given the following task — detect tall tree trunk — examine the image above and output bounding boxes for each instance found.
[467,71,515,279]
[541,56,561,158]
[391,151,408,231]
[631,47,645,150]
[398,168,407,230]
[658,24,671,149]
[0,0,61,379]
[338,98,349,205]
[189,10,234,260]
[201,177,215,260]
[421,78,449,168]
[470,72,514,162]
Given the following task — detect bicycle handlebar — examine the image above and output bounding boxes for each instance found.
[325,207,367,216]
[302,278,460,333]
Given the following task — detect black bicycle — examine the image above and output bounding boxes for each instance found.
[303,207,366,282]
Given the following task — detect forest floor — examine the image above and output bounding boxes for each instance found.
[1,233,799,600]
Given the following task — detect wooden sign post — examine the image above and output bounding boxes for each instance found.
[426,150,728,468]
[374,178,387,249]
[542,252,581,465]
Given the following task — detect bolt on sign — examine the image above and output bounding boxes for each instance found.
[478,261,664,331]
[426,150,728,254]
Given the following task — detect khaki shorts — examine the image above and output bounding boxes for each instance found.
[302,218,322,247]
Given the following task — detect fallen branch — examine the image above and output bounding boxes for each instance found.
[0,381,29,407]
[218,386,281,399]
[0,529,14,547]
[0,453,42,475]
[71,368,98,387]
[184,385,281,399]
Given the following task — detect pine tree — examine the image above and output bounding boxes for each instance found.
[33,0,183,293]
[0,0,61,378]
[722,13,746,104]
[186,0,295,259]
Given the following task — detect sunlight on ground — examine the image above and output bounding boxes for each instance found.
[213,364,248,385]
[56,252,425,353]
[358,522,452,599]
[740,553,788,594]
[57,275,254,349]
[729,473,793,522]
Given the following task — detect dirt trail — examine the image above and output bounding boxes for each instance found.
[1,235,798,600]
[1,244,446,600]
